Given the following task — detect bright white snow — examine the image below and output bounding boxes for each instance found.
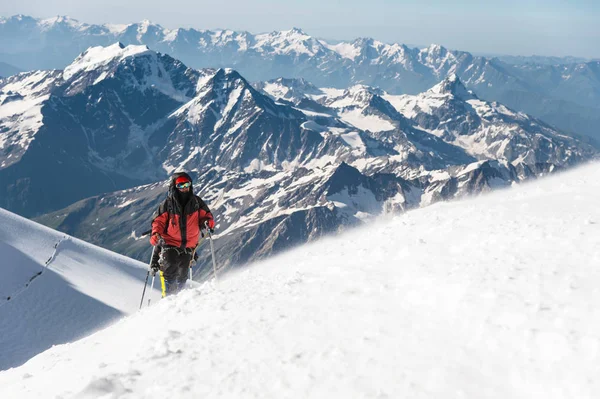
[63,43,151,80]
[253,28,323,56]
[338,109,396,132]
[2,163,600,397]
[322,41,362,60]
[0,208,155,370]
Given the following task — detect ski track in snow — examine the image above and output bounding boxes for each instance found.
[1,163,600,398]
[0,236,68,305]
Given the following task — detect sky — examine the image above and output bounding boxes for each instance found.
[1,1,599,57]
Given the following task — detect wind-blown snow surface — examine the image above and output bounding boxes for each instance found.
[3,163,600,398]
[0,208,155,370]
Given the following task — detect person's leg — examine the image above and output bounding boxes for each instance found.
[174,251,193,291]
[160,248,183,296]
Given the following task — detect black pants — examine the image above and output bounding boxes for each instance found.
[157,247,193,295]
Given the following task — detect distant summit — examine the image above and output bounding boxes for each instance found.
[428,74,477,100]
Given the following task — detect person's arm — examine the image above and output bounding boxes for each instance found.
[197,197,215,230]
[150,201,168,245]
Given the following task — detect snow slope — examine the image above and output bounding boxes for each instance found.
[2,162,600,397]
[0,208,156,370]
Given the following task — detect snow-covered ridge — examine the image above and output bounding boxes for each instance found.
[0,43,200,172]
[0,207,151,370]
[63,42,151,80]
[0,69,60,167]
[2,162,600,397]
[38,15,87,31]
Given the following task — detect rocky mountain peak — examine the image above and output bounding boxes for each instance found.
[253,77,324,104]
[136,19,163,34]
[352,37,375,46]
[286,27,308,36]
[337,84,386,106]
[426,43,447,55]
[209,68,249,88]
[427,74,477,100]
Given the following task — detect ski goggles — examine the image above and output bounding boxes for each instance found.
[176,181,192,189]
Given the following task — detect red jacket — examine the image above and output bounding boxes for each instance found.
[151,193,213,249]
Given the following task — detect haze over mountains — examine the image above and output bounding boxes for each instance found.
[1,14,599,140]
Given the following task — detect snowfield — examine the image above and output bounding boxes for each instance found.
[2,162,600,398]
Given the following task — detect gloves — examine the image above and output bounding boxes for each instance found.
[205,218,215,232]
[150,245,161,275]
[150,233,163,246]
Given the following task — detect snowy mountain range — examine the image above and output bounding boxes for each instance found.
[1,42,593,268]
[382,75,588,165]
[1,15,599,140]
[2,161,600,397]
[0,206,149,370]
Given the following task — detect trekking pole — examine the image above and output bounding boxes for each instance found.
[188,254,193,287]
[139,270,150,310]
[148,272,156,307]
[188,231,206,285]
[140,244,159,309]
[205,223,218,281]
